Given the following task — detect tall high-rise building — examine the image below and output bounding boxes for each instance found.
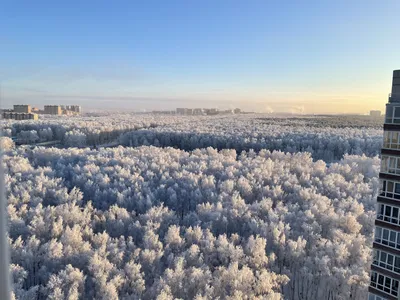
[369,70,400,300]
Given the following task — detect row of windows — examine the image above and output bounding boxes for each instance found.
[373,249,400,274]
[375,226,400,250]
[368,293,387,300]
[371,271,399,297]
[381,155,400,175]
[383,131,400,149]
[385,106,400,124]
[380,179,400,200]
[377,203,400,225]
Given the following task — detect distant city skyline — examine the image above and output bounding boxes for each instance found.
[1,1,400,114]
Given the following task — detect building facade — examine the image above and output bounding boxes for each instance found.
[67,105,81,113]
[44,105,62,115]
[13,105,31,113]
[369,70,400,300]
[371,110,382,118]
[193,108,204,115]
[176,108,188,115]
[2,112,38,120]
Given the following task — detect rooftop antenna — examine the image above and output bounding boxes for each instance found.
[0,82,11,300]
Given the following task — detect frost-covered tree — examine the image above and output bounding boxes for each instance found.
[17,130,39,144]
[3,132,379,299]
[0,137,15,151]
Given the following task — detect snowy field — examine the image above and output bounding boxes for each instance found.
[2,114,383,299]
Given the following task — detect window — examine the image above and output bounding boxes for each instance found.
[387,181,394,198]
[394,207,399,222]
[380,155,400,175]
[385,106,400,124]
[381,156,388,173]
[395,108,400,119]
[386,106,394,124]
[368,292,387,300]
[385,206,391,222]
[383,131,400,149]
[373,249,400,274]
[380,180,400,200]
[393,132,399,148]
[384,132,390,148]
[377,204,400,225]
[370,271,399,296]
[375,226,400,250]
[379,179,400,200]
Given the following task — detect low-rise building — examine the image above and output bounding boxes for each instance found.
[2,112,38,120]
[28,113,38,120]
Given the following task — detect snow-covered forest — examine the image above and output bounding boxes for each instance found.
[2,114,382,299]
[2,113,181,147]
[3,114,382,162]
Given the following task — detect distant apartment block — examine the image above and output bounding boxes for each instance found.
[152,110,175,115]
[13,105,31,113]
[62,110,74,116]
[44,105,62,115]
[2,111,38,120]
[57,105,82,115]
[370,110,382,118]
[67,105,81,113]
[176,107,241,116]
[177,108,190,115]
[205,108,219,115]
[3,104,80,117]
[193,108,204,115]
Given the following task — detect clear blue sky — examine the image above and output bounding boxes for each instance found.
[1,0,400,113]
